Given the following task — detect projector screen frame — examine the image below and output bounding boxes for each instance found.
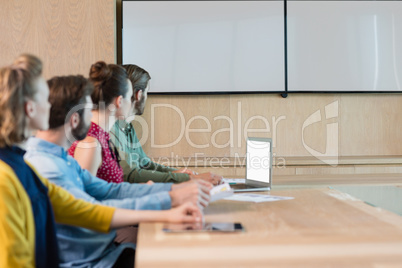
[117,0,402,96]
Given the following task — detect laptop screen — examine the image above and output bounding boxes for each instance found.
[246,138,271,183]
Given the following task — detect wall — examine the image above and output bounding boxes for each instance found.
[135,93,402,157]
[133,94,402,176]
[0,0,115,78]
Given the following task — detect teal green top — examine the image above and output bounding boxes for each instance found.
[110,121,190,183]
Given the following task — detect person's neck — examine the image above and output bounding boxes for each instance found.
[36,127,70,149]
[91,110,116,132]
[16,128,35,150]
[15,141,28,151]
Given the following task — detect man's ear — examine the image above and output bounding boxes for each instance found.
[71,112,80,129]
[25,100,36,118]
[135,90,143,101]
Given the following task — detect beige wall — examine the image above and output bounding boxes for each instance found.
[0,0,115,78]
[132,94,402,176]
[2,0,402,175]
[135,94,402,157]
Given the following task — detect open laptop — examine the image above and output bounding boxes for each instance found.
[229,137,272,192]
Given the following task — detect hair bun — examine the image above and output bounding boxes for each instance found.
[89,61,112,82]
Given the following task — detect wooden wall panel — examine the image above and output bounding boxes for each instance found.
[135,93,402,165]
[229,94,340,158]
[340,94,402,156]
[133,95,231,159]
[0,0,115,79]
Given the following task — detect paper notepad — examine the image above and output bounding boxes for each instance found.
[210,183,234,202]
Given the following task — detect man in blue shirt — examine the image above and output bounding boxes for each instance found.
[25,75,211,267]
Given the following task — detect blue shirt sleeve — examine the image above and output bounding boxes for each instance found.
[26,153,172,210]
[80,167,173,210]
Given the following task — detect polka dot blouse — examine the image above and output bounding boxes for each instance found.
[68,122,124,183]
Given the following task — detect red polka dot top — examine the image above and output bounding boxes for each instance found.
[68,122,124,183]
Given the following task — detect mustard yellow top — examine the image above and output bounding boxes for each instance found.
[0,160,116,267]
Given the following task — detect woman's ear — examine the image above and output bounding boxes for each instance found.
[25,100,36,118]
[115,95,123,109]
[135,90,143,102]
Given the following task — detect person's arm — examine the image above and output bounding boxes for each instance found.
[73,136,102,176]
[81,167,172,199]
[41,174,116,233]
[143,160,177,173]
[28,154,173,210]
[50,174,173,210]
[172,167,196,175]
[40,174,203,230]
[79,167,173,209]
[111,123,191,183]
[170,180,212,208]
[0,168,34,268]
[125,163,222,185]
[85,170,212,209]
[110,202,202,228]
[124,165,190,183]
[189,172,223,186]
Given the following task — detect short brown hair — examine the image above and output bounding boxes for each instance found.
[0,54,42,147]
[47,75,94,129]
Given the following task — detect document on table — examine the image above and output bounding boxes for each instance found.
[210,182,234,202]
[224,193,294,203]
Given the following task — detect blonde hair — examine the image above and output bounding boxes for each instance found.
[0,54,43,147]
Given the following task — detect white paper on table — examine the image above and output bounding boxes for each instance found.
[210,182,234,202]
[224,193,294,203]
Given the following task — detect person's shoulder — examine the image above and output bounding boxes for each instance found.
[75,136,100,149]
[25,155,65,178]
[0,161,26,198]
[0,160,18,185]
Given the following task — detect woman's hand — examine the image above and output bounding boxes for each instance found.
[166,202,204,223]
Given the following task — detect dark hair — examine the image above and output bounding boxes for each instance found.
[89,61,129,107]
[122,64,151,102]
[0,54,42,147]
[47,75,94,129]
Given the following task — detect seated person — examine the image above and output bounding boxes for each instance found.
[25,75,211,267]
[0,54,202,268]
[110,64,222,185]
[68,61,133,183]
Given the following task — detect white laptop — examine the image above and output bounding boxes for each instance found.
[229,137,272,192]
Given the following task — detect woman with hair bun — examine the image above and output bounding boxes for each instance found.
[68,61,133,183]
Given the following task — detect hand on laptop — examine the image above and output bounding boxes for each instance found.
[170,180,212,208]
[190,172,223,186]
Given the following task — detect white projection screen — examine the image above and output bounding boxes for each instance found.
[122,0,285,93]
[122,0,402,94]
[287,1,402,92]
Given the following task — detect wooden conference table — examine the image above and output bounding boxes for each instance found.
[135,183,402,268]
